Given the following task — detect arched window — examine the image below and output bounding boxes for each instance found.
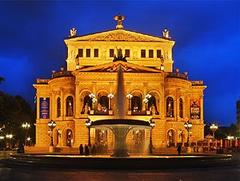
[148,95,159,115]
[167,129,175,147]
[97,96,109,113]
[81,95,92,114]
[57,97,61,117]
[66,96,73,116]
[166,97,174,117]
[179,98,183,118]
[131,96,142,113]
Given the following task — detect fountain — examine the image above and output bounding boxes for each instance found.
[91,58,151,157]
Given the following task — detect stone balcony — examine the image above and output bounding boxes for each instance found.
[191,81,204,86]
[36,79,49,84]
[166,71,188,80]
[52,70,73,79]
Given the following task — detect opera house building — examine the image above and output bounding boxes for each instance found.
[34,16,206,154]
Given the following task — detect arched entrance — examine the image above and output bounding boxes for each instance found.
[97,96,109,114]
[81,95,92,114]
[148,95,159,115]
[131,96,142,113]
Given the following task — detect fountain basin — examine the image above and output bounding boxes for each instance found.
[1,154,236,170]
[90,119,151,157]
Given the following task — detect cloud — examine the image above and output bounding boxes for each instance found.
[0,0,239,125]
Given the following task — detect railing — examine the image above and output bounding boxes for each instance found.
[52,71,73,78]
[166,72,188,80]
[86,109,155,116]
[36,79,49,84]
[191,81,204,86]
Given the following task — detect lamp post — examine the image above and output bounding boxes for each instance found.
[22,122,30,145]
[108,93,114,112]
[89,93,96,108]
[149,120,155,154]
[143,98,148,109]
[6,134,13,150]
[26,137,31,146]
[0,135,4,150]
[85,119,92,145]
[144,94,151,112]
[48,120,56,152]
[184,120,192,151]
[210,123,218,139]
[126,93,133,112]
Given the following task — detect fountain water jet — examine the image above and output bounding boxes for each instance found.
[91,63,151,157]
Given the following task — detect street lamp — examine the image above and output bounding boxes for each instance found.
[6,134,13,149]
[85,119,92,145]
[210,123,218,139]
[149,120,155,154]
[143,98,148,104]
[6,134,13,139]
[22,122,30,145]
[184,121,192,147]
[126,93,133,112]
[26,137,31,146]
[144,94,151,112]
[108,93,114,110]
[48,120,56,152]
[0,135,5,150]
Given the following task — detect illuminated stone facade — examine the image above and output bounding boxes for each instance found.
[34,17,206,153]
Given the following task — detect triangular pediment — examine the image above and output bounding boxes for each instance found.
[76,61,162,73]
[66,29,173,42]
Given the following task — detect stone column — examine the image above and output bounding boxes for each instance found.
[185,94,190,120]
[75,83,80,118]
[60,88,64,119]
[200,95,204,121]
[51,93,55,120]
[142,82,147,111]
[160,83,165,120]
[36,95,40,119]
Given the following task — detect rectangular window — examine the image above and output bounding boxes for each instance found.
[157,49,162,58]
[94,49,99,57]
[109,49,114,57]
[149,49,154,58]
[86,49,91,57]
[141,49,146,58]
[125,49,130,57]
[78,49,83,57]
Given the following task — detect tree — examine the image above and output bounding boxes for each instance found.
[0,91,35,149]
[0,76,4,84]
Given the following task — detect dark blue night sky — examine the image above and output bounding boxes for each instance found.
[0,1,239,126]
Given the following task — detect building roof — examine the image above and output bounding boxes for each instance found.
[65,29,174,44]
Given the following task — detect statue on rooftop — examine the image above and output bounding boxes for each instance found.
[69,28,77,37]
[162,28,171,39]
[114,15,125,29]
